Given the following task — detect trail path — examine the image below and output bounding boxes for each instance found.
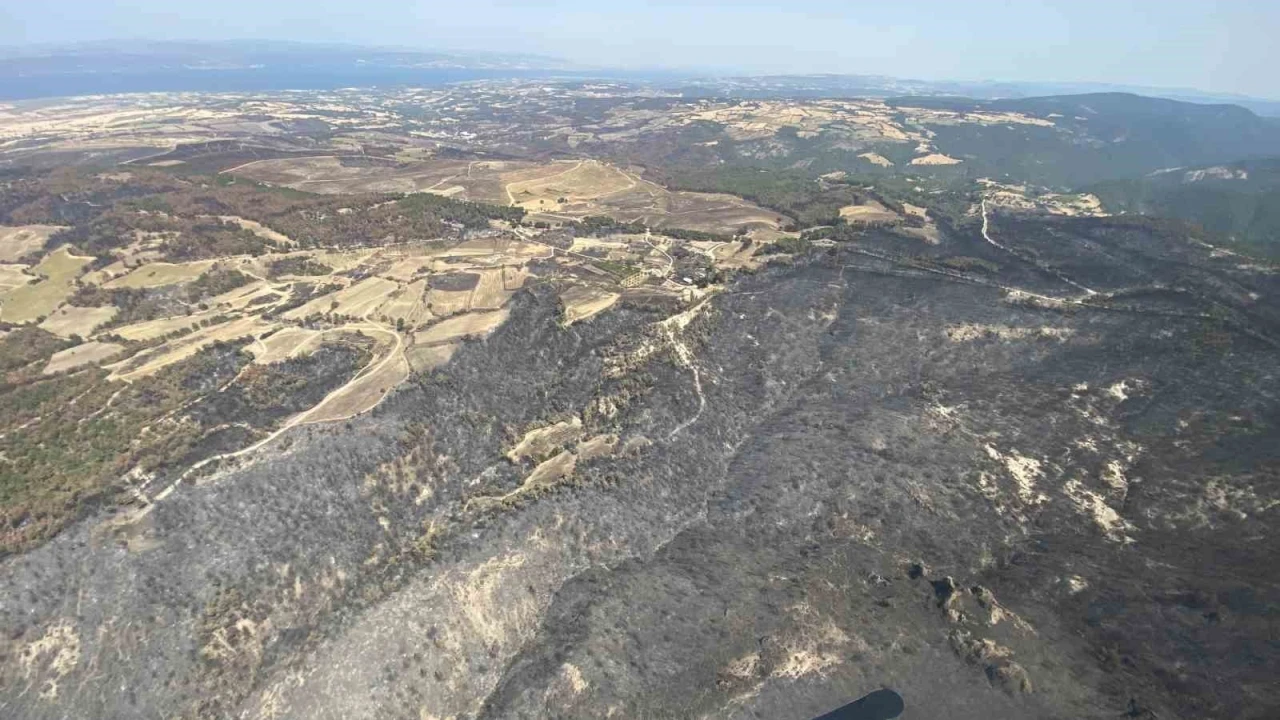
[982,199,1098,296]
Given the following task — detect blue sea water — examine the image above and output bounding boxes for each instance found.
[0,67,565,101]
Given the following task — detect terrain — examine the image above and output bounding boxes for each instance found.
[0,78,1278,720]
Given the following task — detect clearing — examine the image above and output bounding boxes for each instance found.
[38,305,119,338]
[0,247,93,323]
[560,286,621,325]
[0,225,66,262]
[104,260,218,289]
[415,308,509,345]
[43,341,124,374]
[910,153,963,166]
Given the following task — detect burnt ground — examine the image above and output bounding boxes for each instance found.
[1,215,1278,720]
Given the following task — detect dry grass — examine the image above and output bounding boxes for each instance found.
[425,286,473,316]
[560,286,620,325]
[857,152,894,167]
[0,247,93,323]
[238,155,474,195]
[470,267,527,310]
[207,280,280,311]
[574,433,617,462]
[902,203,929,219]
[108,309,221,341]
[110,315,271,380]
[0,225,66,262]
[375,279,433,329]
[405,340,458,373]
[38,305,119,338]
[416,308,509,345]
[298,332,408,423]
[249,327,324,364]
[216,216,294,246]
[504,160,636,211]
[284,276,399,319]
[43,341,124,374]
[0,264,33,292]
[104,260,217,289]
[523,450,577,489]
[380,257,436,282]
[910,153,963,166]
[507,417,584,463]
[238,154,778,235]
[838,199,899,223]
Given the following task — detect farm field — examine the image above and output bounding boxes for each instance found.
[234,156,782,235]
[0,225,66,262]
[0,247,93,323]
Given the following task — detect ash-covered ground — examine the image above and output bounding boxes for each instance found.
[3,216,1278,720]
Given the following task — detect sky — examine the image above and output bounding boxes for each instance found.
[1,0,1277,98]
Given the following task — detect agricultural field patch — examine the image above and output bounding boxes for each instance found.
[0,247,93,323]
[559,285,621,325]
[415,308,510,345]
[248,327,325,365]
[103,260,218,289]
[0,264,33,292]
[42,340,124,374]
[374,279,433,329]
[405,340,458,373]
[38,305,119,338]
[0,225,67,262]
[109,315,270,380]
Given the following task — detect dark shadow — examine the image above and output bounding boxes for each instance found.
[812,689,905,720]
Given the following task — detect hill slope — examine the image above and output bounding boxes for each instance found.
[1091,158,1280,258]
[888,93,1280,186]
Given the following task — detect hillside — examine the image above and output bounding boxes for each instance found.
[888,93,1280,185]
[1,81,1279,720]
[1091,158,1280,258]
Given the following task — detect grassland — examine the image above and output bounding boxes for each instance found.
[42,341,123,374]
[38,305,119,338]
[104,260,218,289]
[0,264,33,292]
[0,225,66,262]
[0,247,93,323]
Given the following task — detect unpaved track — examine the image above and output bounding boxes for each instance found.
[132,323,405,516]
[982,199,1098,296]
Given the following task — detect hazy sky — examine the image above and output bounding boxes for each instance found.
[2,0,1277,98]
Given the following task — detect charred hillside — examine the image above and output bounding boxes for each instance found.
[2,213,1279,720]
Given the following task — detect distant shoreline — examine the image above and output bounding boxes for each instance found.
[0,68,562,101]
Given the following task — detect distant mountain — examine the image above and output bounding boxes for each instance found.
[670,75,1280,117]
[1091,157,1280,258]
[886,93,1280,186]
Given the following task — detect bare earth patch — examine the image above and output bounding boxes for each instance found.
[857,152,894,167]
[560,286,620,325]
[910,153,963,166]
